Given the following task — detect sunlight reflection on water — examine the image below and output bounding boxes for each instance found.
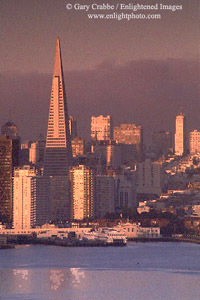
[0,243,199,300]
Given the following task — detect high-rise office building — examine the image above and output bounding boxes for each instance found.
[175,112,186,156]
[91,141,107,162]
[190,130,200,155]
[69,116,77,139]
[29,135,46,166]
[113,124,143,160]
[114,173,137,211]
[29,142,39,165]
[136,159,164,196]
[44,37,72,176]
[91,115,113,142]
[13,165,50,228]
[20,141,33,166]
[37,134,45,164]
[69,165,94,220]
[20,140,31,166]
[95,175,115,218]
[1,121,20,169]
[49,176,70,222]
[1,121,18,139]
[13,166,36,229]
[71,137,85,158]
[20,135,45,167]
[0,136,12,223]
[106,142,122,168]
[43,37,72,222]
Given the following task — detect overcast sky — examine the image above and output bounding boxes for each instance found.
[0,0,199,144]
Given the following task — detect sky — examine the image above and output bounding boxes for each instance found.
[0,0,199,144]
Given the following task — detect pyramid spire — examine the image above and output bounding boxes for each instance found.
[53,37,63,77]
[44,38,72,176]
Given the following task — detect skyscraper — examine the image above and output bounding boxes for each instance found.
[13,165,50,228]
[29,141,39,165]
[114,173,137,211]
[43,37,72,222]
[69,165,94,220]
[106,142,122,168]
[1,121,20,169]
[0,136,12,223]
[190,130,200,155]
[29,135,45,167]
[13,166,36,229]
[113,124,143,161]
[91,115,113,142]
[44,37,72,176]
[71,137,85,158]
[95,175,115,218]
[136,159,164,196]
[175,112,186,156]
[37,134,46,165]
[69,116,77,139]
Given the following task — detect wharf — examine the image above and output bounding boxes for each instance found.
[128,236,200,245]
[33,238,126,247]
[0,244,15,249]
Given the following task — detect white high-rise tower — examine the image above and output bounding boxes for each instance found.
[175,112,186,156]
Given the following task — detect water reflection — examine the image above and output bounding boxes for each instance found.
[70,268,85,288]
[3,268,87,294]
[13,269,29,280]
[0,243,200,300]
[49,269,65,291]
[0,268,200,300]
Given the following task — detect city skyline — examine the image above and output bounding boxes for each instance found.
[0,0,199,144]
[1,2,200,299]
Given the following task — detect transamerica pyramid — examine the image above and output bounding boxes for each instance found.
[44,37,72,176]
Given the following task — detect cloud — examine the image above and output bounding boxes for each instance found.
[0,59,199,145]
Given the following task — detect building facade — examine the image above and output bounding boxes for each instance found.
[95,175,115,218]
[49,176,70,222]
[69,116,77,139]
[1,121,20,169]
[190,130,200,155]
[114,124,143,160]
[20,141,30,165]
[43,37,72,222]
[13,166,36,229]
[91,115,113,142]
[37,134,45,164]
[44,37,72,176]
[114,174,137,211]
[136,159,164,196]
[114,223,161,239]
[0,136,12,222]
[71,137,85,158]
[35,176,50,226]
[69,165,94,220]
[29,142,39,165]
[13,166,50,228]
[175,113,186,156]
[106,142,122,168]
